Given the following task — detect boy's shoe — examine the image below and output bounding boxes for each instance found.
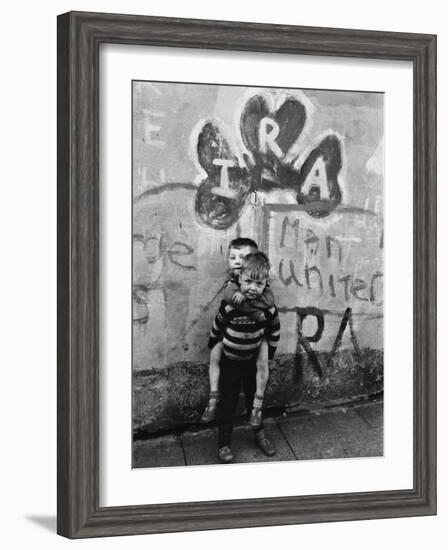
[217,446,234,463]
[200,405,217,424]
[254,430,276,457]
[249,408,263,428]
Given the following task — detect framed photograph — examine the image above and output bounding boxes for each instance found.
[57,11,437,538]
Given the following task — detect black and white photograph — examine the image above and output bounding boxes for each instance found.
[1,0,440,545]
[132,81,384,468]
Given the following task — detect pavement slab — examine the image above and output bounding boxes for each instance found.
[133,434,185,469]
[356,401,384,428]
[277,404,383,460]
[133,401,383,468]
[182,419,296,465]
[181,428,218,466]
[218,419,295,465]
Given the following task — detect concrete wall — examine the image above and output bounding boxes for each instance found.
[132,82,384,432]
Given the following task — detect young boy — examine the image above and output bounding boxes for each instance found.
[201,238,275,429]
[208,252,281,463]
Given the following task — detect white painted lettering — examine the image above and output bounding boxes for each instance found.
[259,117,283,158]
[211,159,237,198]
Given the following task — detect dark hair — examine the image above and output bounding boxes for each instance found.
[228,237,258,251]
[240,252,270,280]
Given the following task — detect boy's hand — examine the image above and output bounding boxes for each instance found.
[232,291,246,306]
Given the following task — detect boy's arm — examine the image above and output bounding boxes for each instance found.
[264,306,281,359]
[208,300,229,349]
[222,280,241,305]
[254,287,275,309]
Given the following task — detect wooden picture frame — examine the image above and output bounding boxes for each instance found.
[57,11,437,538]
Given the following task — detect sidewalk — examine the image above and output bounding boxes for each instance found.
[133,399,383,468]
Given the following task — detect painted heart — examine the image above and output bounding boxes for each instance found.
[295,134,343,218]
[194,95,344,228]
[240,95,307,160]
[195,122,252,230]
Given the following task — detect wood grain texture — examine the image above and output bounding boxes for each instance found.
[57,11,437,538]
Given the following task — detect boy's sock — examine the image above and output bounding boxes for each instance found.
[208,391,220,409]
[200,391,220,423]
[249,394,264,428]
[252,394,263,414]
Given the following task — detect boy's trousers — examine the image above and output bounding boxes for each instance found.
[217,355,262,448]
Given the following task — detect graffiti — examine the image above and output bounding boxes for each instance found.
[276,256,382,304]
[305,266,324,294]
[133,233,196,324]
[280,217,300,248]
[132,82,384,373]
[241,95,306,160]
[194,93,343,229]
[309,268,378,303]
[288,306,362,378]
[194,122,252,230]
[331,307,360,356]
[133,284,151,325]
[142,108,166,150]
[279,259,303,287]
[338,276,354,301]
[295,134,342,218]
[370,272,384,306]
[133,233,196,271]
[133,281,188,325]
[296,332,323,379]
[270,209,383,305]
[240,95,306,186]
[297,307,325,343]
[326,236,342,263]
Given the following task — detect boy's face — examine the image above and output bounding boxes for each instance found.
[228,245,254,276]
[239,270,267,300]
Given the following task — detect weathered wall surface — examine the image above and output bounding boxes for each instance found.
[132,82,383,433]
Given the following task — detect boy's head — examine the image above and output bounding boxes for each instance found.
[239,252,270,300]
[227,237,258,276]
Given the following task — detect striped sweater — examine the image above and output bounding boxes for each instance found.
[208,300,280,361]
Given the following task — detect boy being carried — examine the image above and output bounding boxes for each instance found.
[201,238,276,428]
[208,252,280,463]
